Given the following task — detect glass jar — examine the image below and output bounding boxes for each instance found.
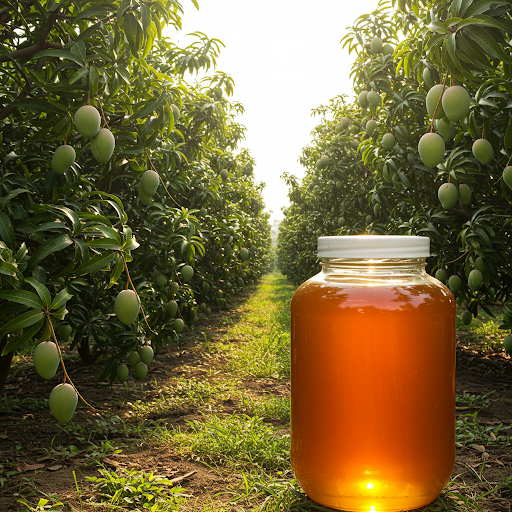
[290,235,456,512]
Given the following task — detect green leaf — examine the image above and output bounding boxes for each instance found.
[1,319,44,355]
[32,49,85,66]
[459,0,475,17]
[140,4,151,33]
[74,5,114,22]
[446,33,462,72]
[0,212,15,249]
[69,67,89,85]
[106,255,125,289]
[0,289,43,309]
[465,0,507,17]
[505,116,512,148]
[456,18,487,29]
[81,192,128,223]
[458,31,490,68]
[465,26,510,62]
[26,234,73,272]
[50,288,73,311]
[131,92,169,121]
[24,277,52,308]
[0,309,44,335]
[86,225,122,244]
[71,250,115,276]
[85,239,121,251]
[31,266,46,283]
[70,41,87,63]
[123,12,141,57]
[89,65,99,97]
[50,206,82,236]
[451,0,464,17]
[466,15,503,30]
[9,98,52,112]
[0,261,17,277]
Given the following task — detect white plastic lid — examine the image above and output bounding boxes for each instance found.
[317,235,430,258]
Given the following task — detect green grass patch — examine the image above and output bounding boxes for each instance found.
[0,396,49,414]
[215,273,295,379]
[157,413,290,472]
[128,376,236,417]
[228,330,290,379]
[238,393,290,422]
[456,305,510,352]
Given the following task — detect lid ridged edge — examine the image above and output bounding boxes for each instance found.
[317,235,430,258]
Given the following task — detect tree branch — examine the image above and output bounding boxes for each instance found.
[0,41,63,63]
[39,8,60,44]
[449,208,472,222]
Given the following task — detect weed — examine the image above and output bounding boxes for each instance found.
[0,396,48,414]
[85,439,124,463]
[16,497,64,512]
[87,467,190,510]
[456,411,512,447]
[456,391,495,409]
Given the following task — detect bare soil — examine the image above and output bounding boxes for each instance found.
[1,288,512,512]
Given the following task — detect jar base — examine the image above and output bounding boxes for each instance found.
[305,491,440,511]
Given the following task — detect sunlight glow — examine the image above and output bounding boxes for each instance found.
[366,482,374,490]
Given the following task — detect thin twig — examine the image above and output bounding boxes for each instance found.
[495,152,512,185]
[47,317,103,411]
[430,71,449,133]
[446,249,472,265]
[96,95,109,129]
[121,253,157,334]
[170,470,197,484]
[145,150,181,207]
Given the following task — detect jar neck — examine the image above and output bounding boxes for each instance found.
[320,258,427,277]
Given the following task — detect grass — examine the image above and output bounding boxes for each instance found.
[227,330,290,379]
[160,413,290,472]
[129,376,237,417]
[238,393,291,422]
[86,468,189,510]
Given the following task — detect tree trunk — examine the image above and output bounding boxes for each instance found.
[0,337,14,395]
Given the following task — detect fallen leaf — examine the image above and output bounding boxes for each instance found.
[47,465,62,471]
[489,432,497,441]
[16,463,45,473]
[470,444,486,452]
[101,458,120,467]
[482,452,490,460]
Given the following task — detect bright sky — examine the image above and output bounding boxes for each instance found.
[173,0,381,222]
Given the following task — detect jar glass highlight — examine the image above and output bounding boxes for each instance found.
[290,236,456,512]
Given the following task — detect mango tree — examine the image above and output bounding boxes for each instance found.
[0,0,270,417]
[278,0,512,351]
